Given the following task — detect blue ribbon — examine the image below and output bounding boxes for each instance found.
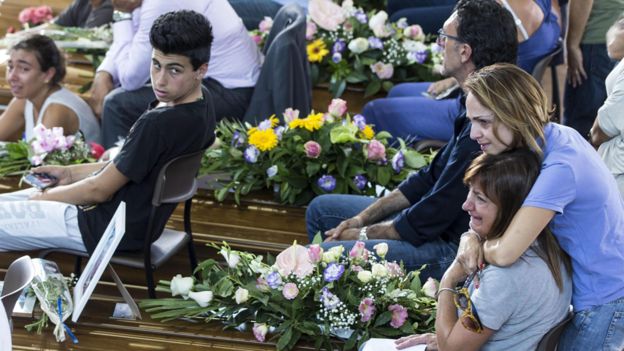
[57,297,79,344]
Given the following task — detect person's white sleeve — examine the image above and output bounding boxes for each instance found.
[598,67,624,137]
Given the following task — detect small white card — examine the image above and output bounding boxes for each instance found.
[362,338,427,351]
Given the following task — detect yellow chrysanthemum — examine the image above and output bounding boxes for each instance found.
[359,125,375,140]
[248,129,278,151]
[307,39,329,63]
[289,118,303,129]
[303,113,324,132]
[269,114,279,128]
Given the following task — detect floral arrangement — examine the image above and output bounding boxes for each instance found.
[140,242,438,351]
[0,125,104,178]
[251,0,442,97]
[18,6,53,29]
[200,99,430,205]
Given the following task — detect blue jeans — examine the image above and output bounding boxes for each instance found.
[559,297,624,351]
[362,82,461,143]
[306,194,458,280]
[563,43,616,139]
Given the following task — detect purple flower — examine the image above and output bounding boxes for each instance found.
[266,271,282,289]
[389,304,408,328]
[274,126,285,140]
[408,50,428,64]
[391,151,404,173]
[318,175,336,192]
[304,141,322,158]
[396,18,408,29]
[244,146,260,163]
[231,131,245,147]
[321,287,341,310]
[368,36,383,50]
[323,263,345,282]
[332,52,342,63]
[257,118,273,131]
[359,297,376,322]
[353,114,367,131]
[332,39,346,53]
[266,165,278,178]
[353,175,367,190]
[354,10,367,23]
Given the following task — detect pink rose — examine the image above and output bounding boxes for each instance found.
[366,140,386,161]
[275,243,314,278]
[253,323,268,342]
[258,16,273,33]
[328,98,347,118]
[307,244,323,264]
[358,297,376,322]
[309,0,346,31]
[33,6,53,24]
[349,241,369,261]
[389,304,408,328]
[403,25,425,41]
[304,141,322,159]
[282,282,300,300]
[370,62,394,80]
[306,21,318,40]
[251,34,263,45]
[18,8,35,24]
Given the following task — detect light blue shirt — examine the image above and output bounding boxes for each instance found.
[524,123,624,311]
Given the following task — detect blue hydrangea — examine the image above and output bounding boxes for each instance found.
[323,263,345,282]
[266,271,282,289]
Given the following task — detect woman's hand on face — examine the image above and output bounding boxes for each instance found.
[456,230,484,276]
[395,333,438,350]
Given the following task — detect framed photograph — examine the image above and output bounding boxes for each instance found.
[72,202,126,323]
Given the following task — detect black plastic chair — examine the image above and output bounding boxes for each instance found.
[536,309,574,351]
[40,150,204,298]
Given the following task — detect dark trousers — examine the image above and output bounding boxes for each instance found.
[563,43,616,139]
[101,78,253,148]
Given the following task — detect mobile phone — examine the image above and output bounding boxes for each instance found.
[23,173,58,190]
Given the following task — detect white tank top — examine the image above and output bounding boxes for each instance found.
[24,87,101,144]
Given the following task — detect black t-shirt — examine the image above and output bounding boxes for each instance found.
[78,87,215,253]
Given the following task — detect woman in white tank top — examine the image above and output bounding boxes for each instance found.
[0,34,101,143]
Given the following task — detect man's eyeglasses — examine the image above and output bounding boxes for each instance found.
[437,29,465,47]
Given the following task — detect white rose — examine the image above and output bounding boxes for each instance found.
[373,243,389,258]
[402,39,427,53]
[357,270,373,283]
[422,277,439,298]
[371,263,388,278]
[368,11,391,38]
[348,37,369,54]
[170,274,194,298]
[235,287,250,304]
[188,290,214,307]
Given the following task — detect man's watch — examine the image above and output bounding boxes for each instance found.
[358,226,369,241]
[113,10,132,22]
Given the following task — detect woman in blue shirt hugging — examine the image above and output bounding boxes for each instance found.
[458,63,624,350]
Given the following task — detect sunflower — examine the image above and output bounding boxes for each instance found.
[359,125,375,140]
[307,39,329,63]
[248,129,278,151]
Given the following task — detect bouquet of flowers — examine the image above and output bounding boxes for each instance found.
[18,6,53,29]
[251,0,443,98]
[0,124,104,178]
[201,99,431,205]
[140,242,438,351]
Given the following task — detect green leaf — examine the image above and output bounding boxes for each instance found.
[374,131,393,141]
[346,70,368,83]
[364,79,382,97]
[374,311,392,327]
[276,327,293,350]
[312,231,323,245]
[330,124,359,144]
[376,167,391,186]
[306,162,321,177]
[404,150,427,169]
[382,80,394,92]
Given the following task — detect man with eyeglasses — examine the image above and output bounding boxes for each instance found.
[306,0,517,281]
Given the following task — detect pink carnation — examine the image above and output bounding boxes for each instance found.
[282,282,299,300]
[358,297,376,322]
[389,304,408,328]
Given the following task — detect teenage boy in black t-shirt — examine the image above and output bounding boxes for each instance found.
[0,10,215,253]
